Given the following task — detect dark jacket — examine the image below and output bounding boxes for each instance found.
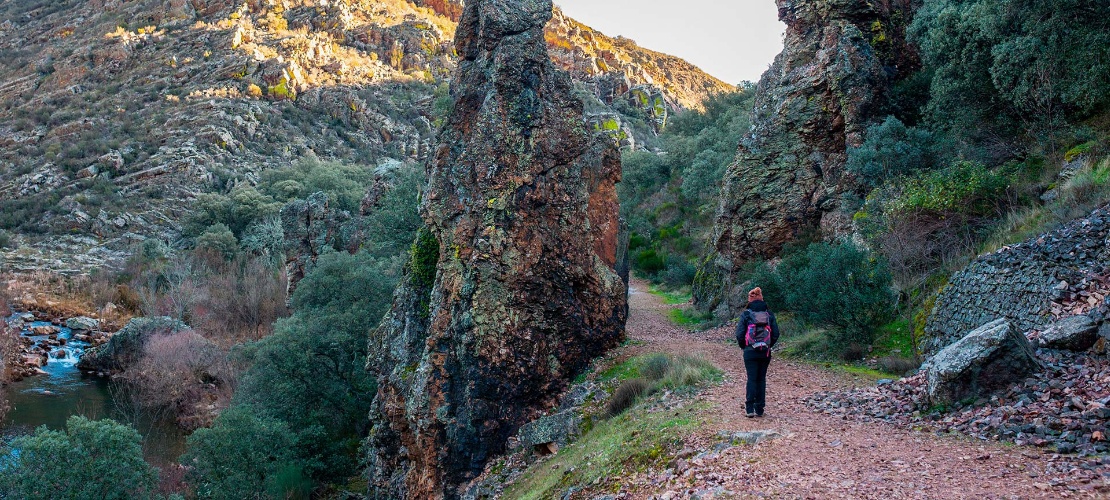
[735,300,780,351]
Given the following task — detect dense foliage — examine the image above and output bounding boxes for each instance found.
[910,0,1110,150]
[181,158,422,492]
[0,417,158,500]
[620,86,755,286]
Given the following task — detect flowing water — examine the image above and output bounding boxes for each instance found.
[2,315,186,466]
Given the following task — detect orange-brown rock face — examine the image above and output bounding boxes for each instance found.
[363,0,628,498]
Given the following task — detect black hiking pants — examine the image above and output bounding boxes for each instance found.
[743,349,771,415]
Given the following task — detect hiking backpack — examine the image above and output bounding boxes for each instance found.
[745,311,772,352]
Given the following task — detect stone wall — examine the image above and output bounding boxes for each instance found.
[923,205,1110,355]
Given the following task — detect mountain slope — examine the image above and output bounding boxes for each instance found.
[0,0,731,272]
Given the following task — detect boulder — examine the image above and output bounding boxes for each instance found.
[66,316,100,332]
[1037,315,1100,351]
[926,319,1041,406]
[516,409,584,455]
[30,325,60,336]
[77,317,188,374]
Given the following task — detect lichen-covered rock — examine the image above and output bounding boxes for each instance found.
[280,192,349,300]
[704,0,919,317]
[925,319,1041,406]
[516,409,583,453]
[1037,315,1100,351]
[65,316,100,332]
[77,317,189,374]
[364,0,628,497]
[923,205,1110,355]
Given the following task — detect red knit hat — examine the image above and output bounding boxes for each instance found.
[748,287,763,302]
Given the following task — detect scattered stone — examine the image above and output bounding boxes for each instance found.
[926,319,1041,406]
[809,345,1110,456]
[716,429,783,446]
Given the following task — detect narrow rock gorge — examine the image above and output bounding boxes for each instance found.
[697,0,919,317]
[363,0,628,497]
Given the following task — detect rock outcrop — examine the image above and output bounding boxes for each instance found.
[923,204,1110,355]
[77,316,188,374]
[363,1,628,498]
[699,0,919,317]
[925,319,1041,406]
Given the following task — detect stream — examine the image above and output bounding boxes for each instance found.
[2,315,186,466]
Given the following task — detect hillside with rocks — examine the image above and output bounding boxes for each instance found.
[0,0,731,273]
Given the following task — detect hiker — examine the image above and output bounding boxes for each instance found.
[735,287,780,418]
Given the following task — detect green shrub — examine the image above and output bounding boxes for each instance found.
[0,230,12,249]
[183,407,309,500]
[632,248,666,274]
[846,116,944,187]
[259,157,375,213]
[888,161,1009,216]
[776,241,896,345]
[183,187,281,239]
[194,223,239,260]
[0,416,157,500]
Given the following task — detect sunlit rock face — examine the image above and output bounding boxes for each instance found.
[363,0,628,497]
[699,0,919,317]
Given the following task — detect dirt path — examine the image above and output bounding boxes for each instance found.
[621,280,1108,499]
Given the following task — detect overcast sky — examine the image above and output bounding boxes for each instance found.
[554,1,785,85]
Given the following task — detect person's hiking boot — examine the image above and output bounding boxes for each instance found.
[745,412,756,418]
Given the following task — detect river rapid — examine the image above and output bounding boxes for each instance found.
[2,314,185,466]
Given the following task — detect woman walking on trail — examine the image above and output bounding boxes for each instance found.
[736,287,780,418]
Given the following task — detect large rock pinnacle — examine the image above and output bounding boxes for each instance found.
[363,0,628,497]
[699,0,918,317]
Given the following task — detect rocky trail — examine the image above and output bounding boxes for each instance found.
[616,280,1109,498]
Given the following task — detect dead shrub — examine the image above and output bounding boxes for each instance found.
[840,343,868,362]
[122,330,235,429]
[606,378,650,418]
[878,356,921,376]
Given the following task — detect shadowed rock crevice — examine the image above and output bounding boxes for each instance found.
[364,0,628,497]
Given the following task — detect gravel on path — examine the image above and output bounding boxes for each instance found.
[619,280,1109,499]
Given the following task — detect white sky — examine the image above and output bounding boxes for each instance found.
[554,1,786,85]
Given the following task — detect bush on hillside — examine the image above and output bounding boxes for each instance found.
[847,116,944,188]
[259,156,376,213]
[910,0,1110,146]
[0,416,157,500]
[774,241,896,346]
[183,406,310,500]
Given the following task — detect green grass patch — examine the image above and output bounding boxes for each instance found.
[647,284,691,305]
[501,403,707,499]
[872,318,914,357]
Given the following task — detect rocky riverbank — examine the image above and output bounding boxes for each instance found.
[5,312,111,381]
